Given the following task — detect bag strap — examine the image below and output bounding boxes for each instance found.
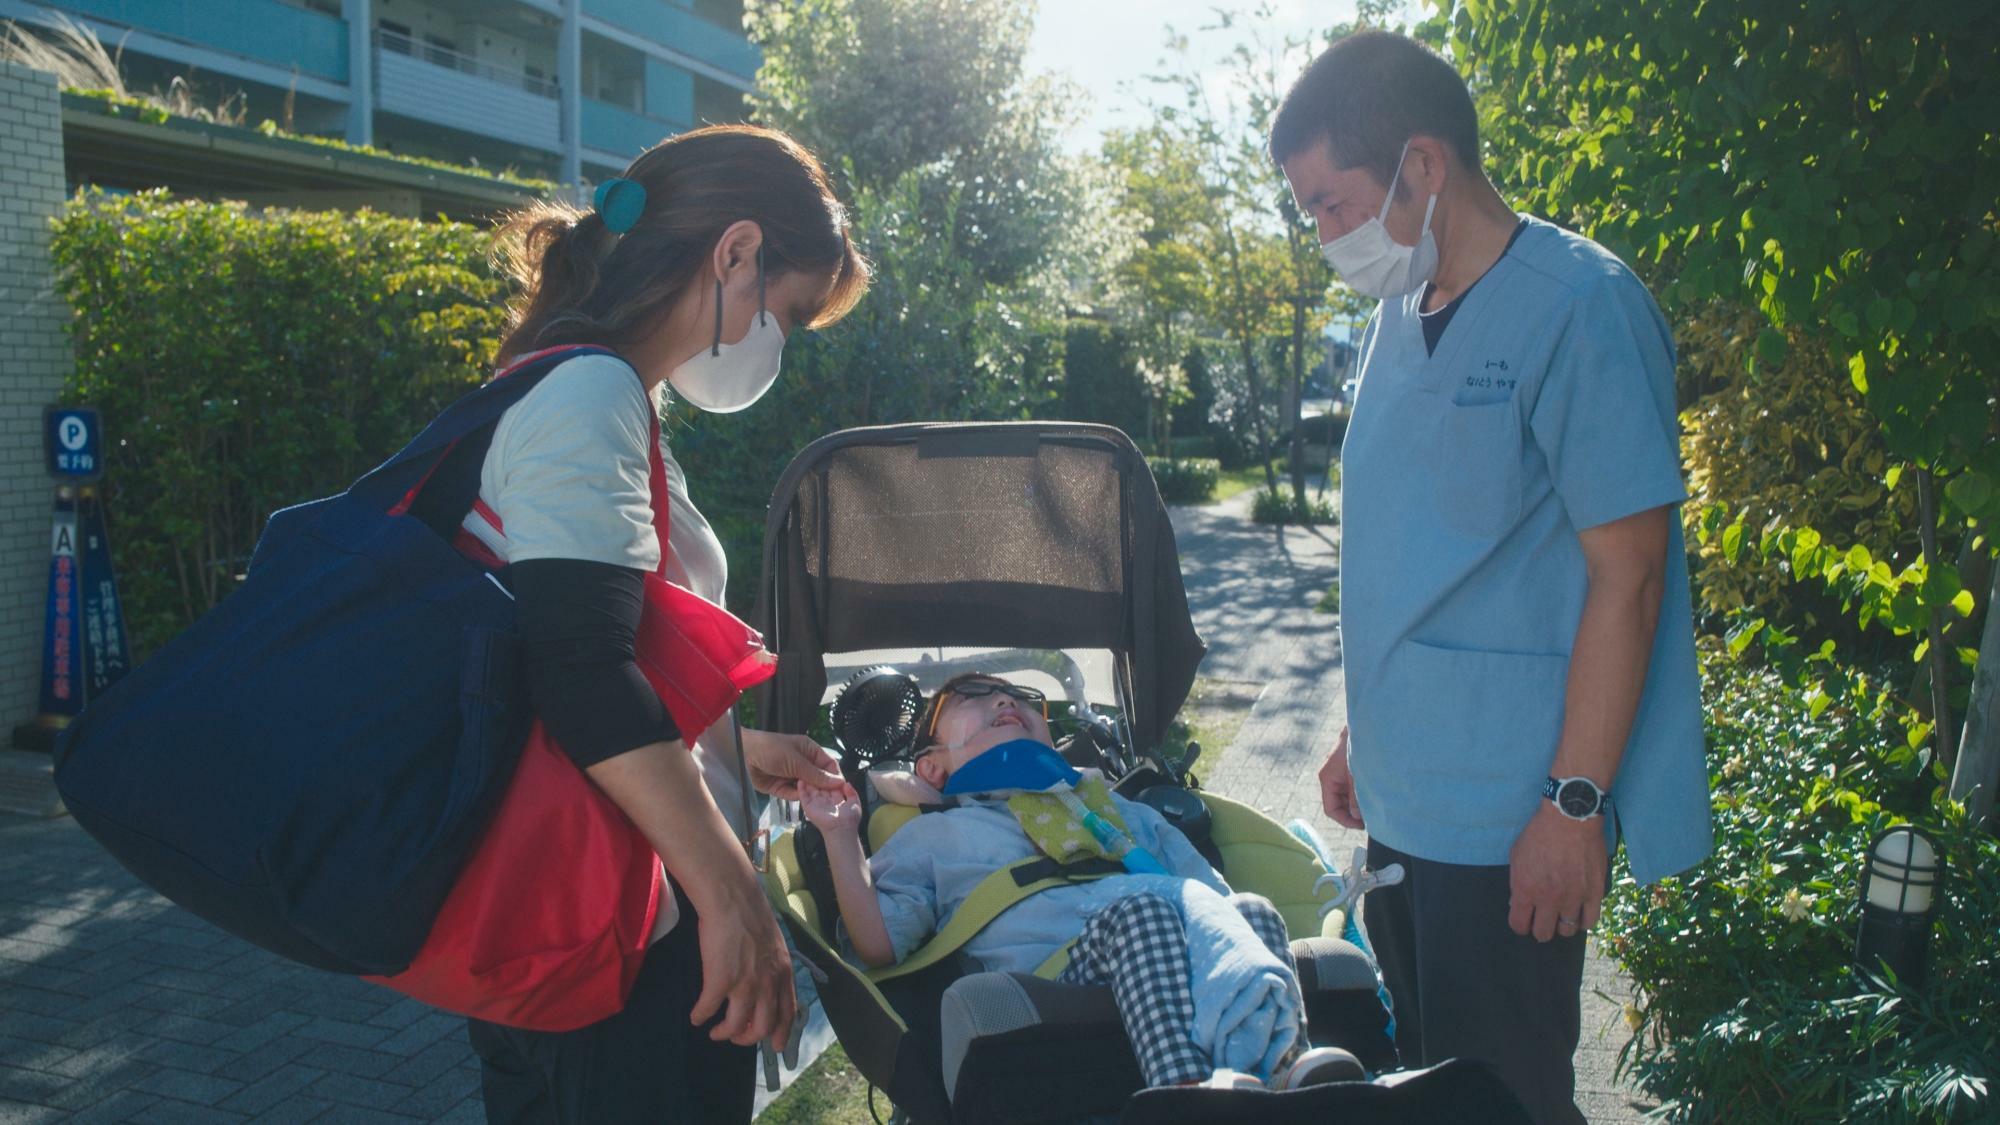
[348,344,620,512]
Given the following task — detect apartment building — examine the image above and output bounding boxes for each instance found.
[1,0,758,187]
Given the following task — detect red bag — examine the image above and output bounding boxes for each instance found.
[367,357,775,1030]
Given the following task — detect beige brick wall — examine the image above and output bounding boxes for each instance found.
[0,63,71,724]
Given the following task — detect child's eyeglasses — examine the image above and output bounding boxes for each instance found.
[925,680,1049,742]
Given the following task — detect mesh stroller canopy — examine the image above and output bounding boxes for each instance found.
[753,422,1205,753]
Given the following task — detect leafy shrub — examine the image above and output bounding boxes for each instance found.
[1147,457,1220,505]
[1060,319,1149,440]
[1209,424,1253,470]
[58,88,554,192]
[1315,579,1339,615]
[1250,486,1335,526]
[1677,304,1923,628]
[1605,655,1996,1122]
[53,191,509,653]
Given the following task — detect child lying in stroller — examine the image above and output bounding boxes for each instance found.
[800,672,1362,1092]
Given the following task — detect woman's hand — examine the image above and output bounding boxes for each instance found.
[737,727,846,799]
[585,741,797,1050]
[800,782,862,836]
[688,872,797,1050]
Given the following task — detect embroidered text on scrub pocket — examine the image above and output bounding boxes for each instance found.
[1454,368,1518,407]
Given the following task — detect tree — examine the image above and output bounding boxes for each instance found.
[1225,20,1374,503]
[748,0,1107,293]
[1441,0,2000,818]
[1103,124,1211,452]
[1140,23,1295,493]
[1132,6,1385,506]
[674,0,1130,609]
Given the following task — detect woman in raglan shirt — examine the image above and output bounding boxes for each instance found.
[461,125,869,1124]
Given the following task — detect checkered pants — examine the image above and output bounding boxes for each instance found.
[1059,891,1301,1087]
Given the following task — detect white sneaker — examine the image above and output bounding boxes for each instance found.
[1279,1046,1368,1089]
[1202,1068,1266,1091]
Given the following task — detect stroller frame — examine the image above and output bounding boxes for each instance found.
[751,422,1487,1124]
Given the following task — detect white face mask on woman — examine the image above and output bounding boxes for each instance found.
[1319,139,1439,300]
[667,250,786,414]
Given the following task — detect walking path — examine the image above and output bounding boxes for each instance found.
[0,480,1658,1122]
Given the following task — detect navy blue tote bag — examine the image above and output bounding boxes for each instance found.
[53,345,616,976]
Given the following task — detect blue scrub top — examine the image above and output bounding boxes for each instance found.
[1339,214,1712,885]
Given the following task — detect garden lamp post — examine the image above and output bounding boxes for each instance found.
[1855,825,1945,988]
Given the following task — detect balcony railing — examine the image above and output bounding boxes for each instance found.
[373,29,561,153]
[374,28,558,99]
[582,0,760,81]
[54,0,349,81]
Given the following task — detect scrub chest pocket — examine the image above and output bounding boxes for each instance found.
[1432,394,1523,540]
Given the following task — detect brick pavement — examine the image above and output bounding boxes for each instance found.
[0,812,488,1122]
[1169,486,1658,1124]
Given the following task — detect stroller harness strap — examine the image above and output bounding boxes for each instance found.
[864,853,1121,985]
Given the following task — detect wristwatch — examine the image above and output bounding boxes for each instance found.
[1543,775,1612,821]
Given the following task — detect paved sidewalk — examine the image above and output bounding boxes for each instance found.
[1168,485,1657,1124]
[0,810,487,1122]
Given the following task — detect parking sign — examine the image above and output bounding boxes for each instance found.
[46,407,104,480]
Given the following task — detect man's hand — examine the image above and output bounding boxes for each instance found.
[1507,803,1607,942]
[1319,725,1365,829]
[738,727,846,799]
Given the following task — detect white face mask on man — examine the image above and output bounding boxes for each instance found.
[667,250,786,414]
[1319,139,1439,299]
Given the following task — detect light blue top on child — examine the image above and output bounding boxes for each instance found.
[1338,214,1712,885]
[860,793,1228,974]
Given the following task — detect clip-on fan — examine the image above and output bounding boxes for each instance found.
[829,666,923,805]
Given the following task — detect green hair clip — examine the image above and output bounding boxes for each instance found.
[592,177,647,234]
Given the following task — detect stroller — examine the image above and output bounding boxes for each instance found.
[751,422,1531,1124]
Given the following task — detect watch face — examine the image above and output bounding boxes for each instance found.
[1557,779,1599,818]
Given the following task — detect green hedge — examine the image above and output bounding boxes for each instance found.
[53,191,509,654]
[1607,656,1996,1122]
[1251,486,1335,526]
[1146,457,1220,505]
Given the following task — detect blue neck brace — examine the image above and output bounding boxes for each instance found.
[939,738,1081,796]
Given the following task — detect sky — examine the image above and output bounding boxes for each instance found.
[1023,0,1379,154]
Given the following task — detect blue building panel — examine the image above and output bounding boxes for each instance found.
[643,57,693,125]
[56,0,349,82]
[583,97,682,161]
[584,0,759,81]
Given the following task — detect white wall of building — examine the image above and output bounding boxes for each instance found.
[0,63,72,725]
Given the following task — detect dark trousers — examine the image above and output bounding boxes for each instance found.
[466,888,757,1125]
[1362,838,1586,1125]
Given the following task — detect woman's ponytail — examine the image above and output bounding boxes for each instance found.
[496,205,620,358]
[494,125,870,363]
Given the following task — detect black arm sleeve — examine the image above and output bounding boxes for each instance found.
[510,557,681,769]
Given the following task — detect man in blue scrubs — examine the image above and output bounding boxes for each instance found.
[1270,31,1712,1123]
